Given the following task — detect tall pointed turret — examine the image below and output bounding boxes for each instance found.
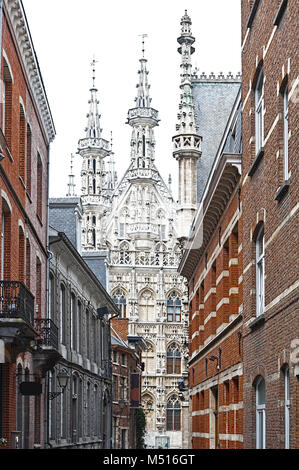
[127,36,160,171]
[107,131,118,192]
[78,59,112,251]
[66,153,76,196]
[78,59,111,197]
[173,11,202,240]
[85,63,102,139]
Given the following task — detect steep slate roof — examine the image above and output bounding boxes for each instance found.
[192,76,241,202]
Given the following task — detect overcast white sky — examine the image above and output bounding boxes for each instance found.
[22,0,241,200]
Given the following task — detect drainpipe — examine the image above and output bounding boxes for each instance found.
[45,143,51,448]
[0,0,3,443]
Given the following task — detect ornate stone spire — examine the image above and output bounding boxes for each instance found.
[107,131,117,191]
[78,58,110,156]
[66,153,76,196]
[173,11,202,240]
[85,58,102,139]
[127,36,160,170]
[174,10,200,139]
[78,58,111,197]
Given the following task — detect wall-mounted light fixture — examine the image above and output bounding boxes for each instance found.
[49,368,70,400]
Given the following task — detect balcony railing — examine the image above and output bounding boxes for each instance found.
[0,281,34,327]
[34,318,59,350]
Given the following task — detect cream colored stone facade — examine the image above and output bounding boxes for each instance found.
[76,13,202,449]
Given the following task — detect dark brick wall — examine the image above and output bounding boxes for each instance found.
[0,4,51,449]
[241,0,299,449]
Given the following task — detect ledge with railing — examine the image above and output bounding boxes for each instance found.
[0,281,35,327]
[34,318,59,350]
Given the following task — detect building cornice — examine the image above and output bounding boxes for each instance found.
[178,90,242,280]
[4,0,56,144]
[179,153,241,280]
[49,230,119,315]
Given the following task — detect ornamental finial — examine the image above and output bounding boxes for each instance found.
[139,33,148,59]
[91,56,98,89]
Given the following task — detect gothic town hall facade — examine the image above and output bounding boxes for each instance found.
[74,12,201,449]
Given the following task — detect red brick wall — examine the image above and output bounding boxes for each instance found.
[188,188,243,449]
[0,4,50,449]
[241,0,299,449]
[111,318,129,342]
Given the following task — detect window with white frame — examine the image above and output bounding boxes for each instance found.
[119,223,125,238]
[2,58,13,137]
[120,377,125,400]
[256,377,266,449]
[59,284,66,344]
[2,79,6,132]
[1,211,5,280]
[284,367,290,449]
[112,288,127,318]
[283,85,289,181]
[166,395,181,431]
[167,291,182,322]
[255,68,264,155]
[256,224,265,316]
[166,343,181,374]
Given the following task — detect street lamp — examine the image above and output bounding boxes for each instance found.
[49,368,70,400]
[209,348,222,370]
[209,355,219,370]
[208,353,221,449]
[178,378,189,401]
[118,399,126,412]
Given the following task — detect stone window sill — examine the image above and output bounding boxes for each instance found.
[36,213,43,227]
[274,180,289,202]
[274,0,288,26]
[247,0,261,28]
[26,191,32,203]
[248,147,264,177]
[249,313,265,330]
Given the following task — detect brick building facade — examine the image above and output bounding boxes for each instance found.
[179,91,243,449]
[111,318,146,449]
[241,0,298,449]
[0,0,55,449]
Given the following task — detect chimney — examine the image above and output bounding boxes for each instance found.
[111,317,129,342]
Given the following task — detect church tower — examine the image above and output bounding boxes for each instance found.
[173,11,202,240]
[77,36,190,449]
[78,59,114,250]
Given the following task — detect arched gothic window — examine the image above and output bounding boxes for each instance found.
[144,341,155,373]
[167,291,181,322]
[166,343,181,374]
[139,289,155,322]
[112,289,127,318]
[166,395,181,431]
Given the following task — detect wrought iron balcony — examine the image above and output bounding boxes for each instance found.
[0,280,34,327]
[33,318,61,377]
[34,318,59,350]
